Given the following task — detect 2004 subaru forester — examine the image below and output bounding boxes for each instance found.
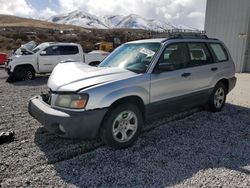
[29,34,236,149]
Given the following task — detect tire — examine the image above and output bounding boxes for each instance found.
[101,104,143,149]
[23,67,35,80]
[207,82,227,112]
[12,66,35,81]
[11,66,23,81]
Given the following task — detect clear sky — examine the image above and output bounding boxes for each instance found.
[27,0,59,11]
[0,0,207,29]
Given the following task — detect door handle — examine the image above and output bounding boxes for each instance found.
[181,72,191,78]
[211,67,218,71]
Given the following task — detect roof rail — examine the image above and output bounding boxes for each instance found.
[162,32,218,43]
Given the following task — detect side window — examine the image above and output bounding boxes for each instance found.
[187,43,213,67]
[158,43,189,71]
[59,46,79,55]
[44,46,60,55]
[209,43,228,62]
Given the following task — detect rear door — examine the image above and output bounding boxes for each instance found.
[184,42,218,93]
[58,45,82,63]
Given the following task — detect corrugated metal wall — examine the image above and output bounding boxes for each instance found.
[205,0,250,72]
[244,15,250,71]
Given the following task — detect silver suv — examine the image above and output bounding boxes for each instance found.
[29,34,236,149]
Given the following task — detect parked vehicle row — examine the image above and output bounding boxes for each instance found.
[29,34,236,149]
[5,42,109,81]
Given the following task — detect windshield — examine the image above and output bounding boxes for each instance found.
[32,43,48,53]
[99,43,161,73]
[21,41,36,51]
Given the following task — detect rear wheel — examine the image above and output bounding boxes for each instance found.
[207,82,227,112]
[101,104,142,149]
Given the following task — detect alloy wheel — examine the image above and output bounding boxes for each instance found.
[214,87,225,109]
[112,110,138,143]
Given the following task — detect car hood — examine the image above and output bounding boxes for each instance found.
[48,62,138,92]
[10,54,34,60]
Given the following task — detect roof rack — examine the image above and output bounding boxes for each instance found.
[170,33,208,39]
[162,32,218,43]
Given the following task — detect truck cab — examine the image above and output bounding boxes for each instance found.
[6,42,107,81]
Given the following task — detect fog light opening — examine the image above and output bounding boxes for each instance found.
[59,124,66,133]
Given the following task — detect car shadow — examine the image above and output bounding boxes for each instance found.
[10,75,49,86]
[34,103,250,187]
[34,126,103,164]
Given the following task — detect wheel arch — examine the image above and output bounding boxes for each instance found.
[13,63,36,73]
[109,95,145,118]
[98,95,146,136]
[217,78,229,93]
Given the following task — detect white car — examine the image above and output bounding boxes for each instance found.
[5,42,108,80]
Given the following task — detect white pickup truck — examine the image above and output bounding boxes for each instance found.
[6,42,108,80]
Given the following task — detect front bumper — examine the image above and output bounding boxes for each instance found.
[5,68,11,75]
[5,60,11,74]
[28,95,108,139]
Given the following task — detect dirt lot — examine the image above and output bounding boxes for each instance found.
[0,69,249,187]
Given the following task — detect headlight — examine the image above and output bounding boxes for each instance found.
[55,94,88,109]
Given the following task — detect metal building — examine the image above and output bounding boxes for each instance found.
[205,0,250,72]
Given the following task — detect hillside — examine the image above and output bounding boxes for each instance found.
[0,14,88,31]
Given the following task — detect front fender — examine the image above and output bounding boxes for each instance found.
[10,57,38,72]
[99,86,149,108]
[84,74,151,110]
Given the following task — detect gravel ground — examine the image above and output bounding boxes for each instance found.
[0,68,249,187]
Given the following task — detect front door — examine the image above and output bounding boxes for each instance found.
[38,45,62,73]
[149,42,194,116]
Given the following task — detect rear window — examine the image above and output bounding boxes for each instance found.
[209,43,228,62]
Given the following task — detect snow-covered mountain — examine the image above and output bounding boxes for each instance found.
[48,10,179,31]
[101,15,124,28]
[48,10,108,29]
[176,24,199,31]
[109,14,175,31]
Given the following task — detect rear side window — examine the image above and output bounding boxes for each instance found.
[59,46,79,55]
[187,43,213,67]
[209,43,228,62]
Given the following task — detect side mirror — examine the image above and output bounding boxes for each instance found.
[40,51,46,55]
[157,62,175,72]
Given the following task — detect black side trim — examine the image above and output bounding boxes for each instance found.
[146,88,213,119]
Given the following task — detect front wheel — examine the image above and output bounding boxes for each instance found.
[101,104,143,149]
[12,66,35,81]
[207,82,227,112]
[23,67,35,80]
